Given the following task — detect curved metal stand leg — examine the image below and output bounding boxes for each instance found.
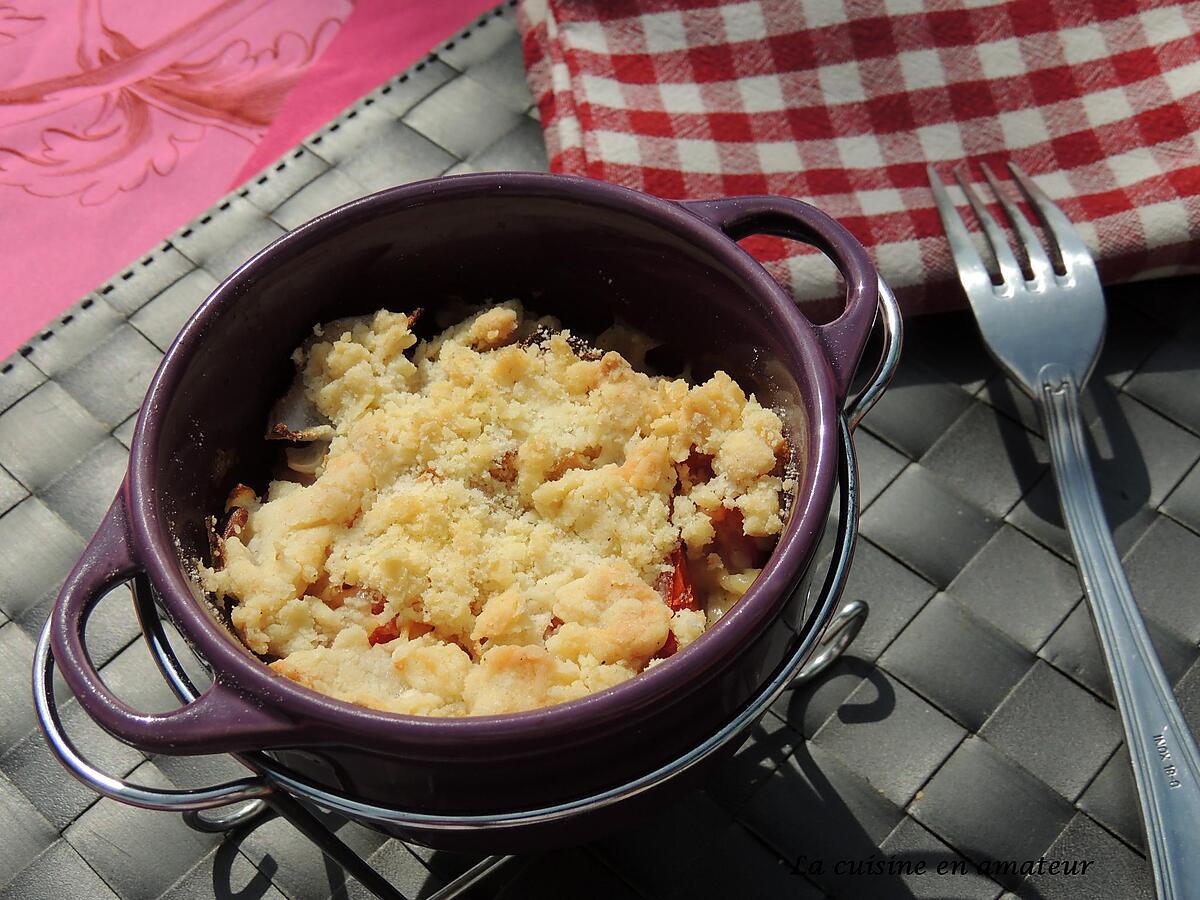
[264,791,428,900]
[182,800,272,834]
[791,598,868,685]
[428,857,517,900]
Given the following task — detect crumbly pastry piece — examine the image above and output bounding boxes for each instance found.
[201,302,788,716]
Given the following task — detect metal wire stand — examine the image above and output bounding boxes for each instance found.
[33,279,900,899]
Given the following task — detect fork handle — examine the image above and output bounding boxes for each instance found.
[1039,363,1200,899]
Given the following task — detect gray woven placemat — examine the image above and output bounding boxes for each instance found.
[3,1,1200,897]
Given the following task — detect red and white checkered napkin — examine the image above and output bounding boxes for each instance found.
[518,0,1200,315]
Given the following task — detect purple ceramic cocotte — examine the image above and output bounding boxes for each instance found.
[36,173,900,854]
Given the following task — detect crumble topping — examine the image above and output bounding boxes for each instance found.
[201,302,788,716]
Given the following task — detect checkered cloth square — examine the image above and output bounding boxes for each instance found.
[518,0,1200,315]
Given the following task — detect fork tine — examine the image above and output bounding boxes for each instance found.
[980,163,1052,287]
[927,165,994,300]
[953,165,1025,290]
[1007,162,1097,278]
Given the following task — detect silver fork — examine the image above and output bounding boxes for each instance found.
[929,162,1200,899]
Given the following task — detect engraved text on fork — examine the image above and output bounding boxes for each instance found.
[1154,731,1183,789]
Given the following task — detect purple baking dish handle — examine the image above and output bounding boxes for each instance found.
[49,491,294,754]
[680,196,878,398]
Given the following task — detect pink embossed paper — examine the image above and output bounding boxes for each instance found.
[0,0,495,359]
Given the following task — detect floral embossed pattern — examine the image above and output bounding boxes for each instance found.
[0,0,345,205]
[0,0,352,359]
